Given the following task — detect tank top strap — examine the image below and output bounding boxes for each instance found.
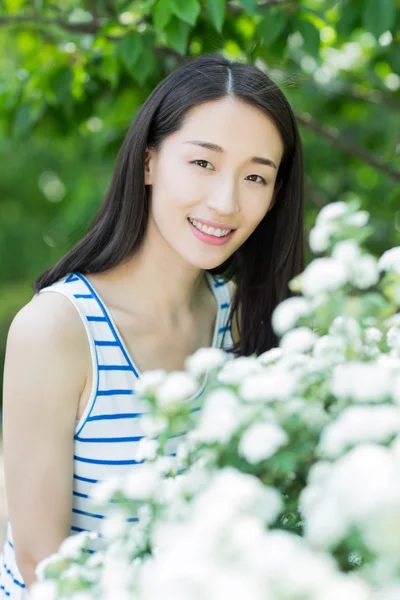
[34,272,120,354]
[205,273,234,352]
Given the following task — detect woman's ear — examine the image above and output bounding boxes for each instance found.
[144,147,155,185]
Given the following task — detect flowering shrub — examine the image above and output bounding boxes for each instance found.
[31,199,400,600]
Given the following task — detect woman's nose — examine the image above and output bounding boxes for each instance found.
[205,180,240,216]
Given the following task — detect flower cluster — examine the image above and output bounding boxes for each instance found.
[30,199,400,600]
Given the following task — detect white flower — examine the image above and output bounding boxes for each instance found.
[272,297,312,336]
[135,437,159,462]
[352,254,379,289]
[100,549,133,595]
[316,201,349,225]
[30,580,58,600]
[332,239,361,265]
[387,327,400,351]
[256,530,341,596]
[34,553,64,582]
[378,247,400,274]
[392,374,400,406]
[375,584,400,600]
[331,362,392,403]
[156,371,198,408]
[70,592,95,600]
[313,335,346,364]
[300,487,348,549]
[318,574,372,600]
[217,356,263,385]
[309,223,332,253]
[329,315,362,342]
[362,498,400,555]
[279,397,307,418]
[134,369,167,395]
[383,313,400,329]
[140,413,168,437]
[185,347,229,377]
[307,461,333,486]
[62,564,82,581]
[59,531,96,559]
[377,354,400,374]
[333,446,399,528]
[238,422,288,464]
[300,258,348,297]
[346,210,369,228]
[101,510,128,539]
[364,327,383,344]
[192,389,245,444]
[239,368,297,403]
[280,327,318,354]
[91,475,122,505]
[121,463,162,501]
[153,455,176,476]
[318,405,400,458]
[194,467,282,525]
[257,347,283,366]
[301,445,400,552]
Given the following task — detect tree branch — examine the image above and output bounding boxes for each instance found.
[296,112,400,183]
[0,14,103,34]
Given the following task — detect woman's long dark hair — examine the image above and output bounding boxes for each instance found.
[33,53,305,357]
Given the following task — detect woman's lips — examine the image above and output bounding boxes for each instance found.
[187,218,235,246]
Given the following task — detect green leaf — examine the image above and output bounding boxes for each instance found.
[102,46,121,90]
[336,0,362,39]
[207,0,226,33]
[171,0,201,26]
[131,51,158,85]
[257,8,286,46]
[165,16,191,54]
[153,0,173,30]
[117,32,143,72]
[4,0,25,12]
[363,0,395,38]
[297,18,320,58]
[49,66,74,105]
[12,101,44,138]
[239,0,258,15]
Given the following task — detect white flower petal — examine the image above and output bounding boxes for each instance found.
[185,347,229,377]
[238,422,288,464]
[272,297,312,336]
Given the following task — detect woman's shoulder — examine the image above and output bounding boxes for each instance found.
[7,284,89,373]
[3,285,89,448]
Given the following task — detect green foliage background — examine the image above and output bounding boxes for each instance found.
[0,0,399,401]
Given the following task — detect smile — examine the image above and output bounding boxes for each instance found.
[188,217,232,238]
[187,217,235,246]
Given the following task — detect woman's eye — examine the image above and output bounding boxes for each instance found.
[192,159,213,170]
[247,174,267,185]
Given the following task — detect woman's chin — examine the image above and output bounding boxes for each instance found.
[184,255,231,271]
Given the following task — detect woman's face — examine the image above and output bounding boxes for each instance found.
[144,97,284,270]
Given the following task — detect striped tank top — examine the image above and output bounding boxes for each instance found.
[0,270,233,598]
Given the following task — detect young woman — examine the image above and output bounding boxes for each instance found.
[0,52,304,597]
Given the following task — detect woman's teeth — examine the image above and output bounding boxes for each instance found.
[189,218,232,238]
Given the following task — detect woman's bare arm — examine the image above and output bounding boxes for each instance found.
[2,292,90,588]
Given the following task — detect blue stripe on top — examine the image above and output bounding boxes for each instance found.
[74,272,140,378]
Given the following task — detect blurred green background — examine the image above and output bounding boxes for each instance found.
[0,0,399,408]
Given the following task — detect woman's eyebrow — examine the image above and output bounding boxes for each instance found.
[183,140,277,169]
